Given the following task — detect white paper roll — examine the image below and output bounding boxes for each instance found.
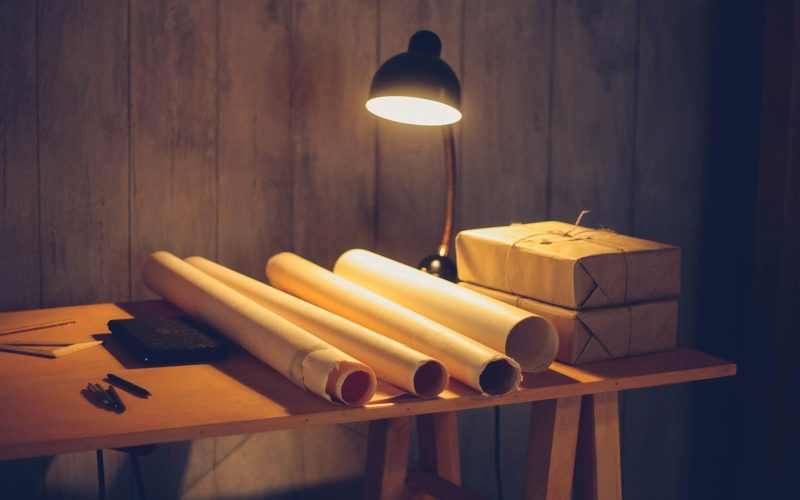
[334,249,559,373]
[266,252,521,396]
[185,256,448,398]
[142,251,376,405]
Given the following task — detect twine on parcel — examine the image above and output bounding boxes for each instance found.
[503,211,631,305]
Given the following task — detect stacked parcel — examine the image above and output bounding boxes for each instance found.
[456,221,681,365]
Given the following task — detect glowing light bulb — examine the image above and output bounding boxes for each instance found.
[366,96,462,126]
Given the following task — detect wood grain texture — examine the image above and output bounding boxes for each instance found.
[549,0,638,231]
[460,0,551,230]
[574,392,622,500]
[0,1,721,497]
[364,417,411,500]
[633,0,709,339]
[0,300,734,461]
[38,0,129,307]
[624,2,712,498]
[217,0,292,279]
[0,0,39,312]
[374,0,463,265]
[523,396,581,500]
[291,0,377,268]
[130,0,217,298]
[417,411,461,484]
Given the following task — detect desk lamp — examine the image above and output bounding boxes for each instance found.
[366,30,462,281]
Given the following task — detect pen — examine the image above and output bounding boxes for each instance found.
[107,373,151,398]
[106,385,126,413]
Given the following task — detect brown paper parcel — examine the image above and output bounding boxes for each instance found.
[456,221,681,309]
[461,282,678,365]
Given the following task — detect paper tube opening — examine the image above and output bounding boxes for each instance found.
[327,362,376,406]
[479,359,520,396]
[412,360,449,398]
[505,316,559,373]
[339,370,375,406]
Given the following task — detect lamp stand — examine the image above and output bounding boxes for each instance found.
[418,125,458,281]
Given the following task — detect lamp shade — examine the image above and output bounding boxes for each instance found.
[366,30,461,126]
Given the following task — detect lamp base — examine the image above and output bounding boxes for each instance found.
[418,254,457,282]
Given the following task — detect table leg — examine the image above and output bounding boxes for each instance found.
[417,411,461,483]
[364,416,412,500]
[407,411,466,499]
[573,391,622,500]
[523,396,582,500]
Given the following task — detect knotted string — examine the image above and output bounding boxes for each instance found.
[503,211,630,305]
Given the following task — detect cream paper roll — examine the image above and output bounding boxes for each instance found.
[142,251,376,406]
[185,256,448,398]
[266,252,521,396]
[333,249,559,373]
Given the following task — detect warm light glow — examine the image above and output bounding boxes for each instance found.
[366,96,462,126]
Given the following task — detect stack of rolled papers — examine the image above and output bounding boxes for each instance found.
[144,252,378,406]
[142,248,560,405]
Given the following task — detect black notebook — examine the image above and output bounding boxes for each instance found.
[108,316,228,365]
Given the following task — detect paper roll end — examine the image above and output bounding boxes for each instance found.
[412,359,449,398]
[506,316,559,373]
[326,361,377,406]
[479,358,521,396]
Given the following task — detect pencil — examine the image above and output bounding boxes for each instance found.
[0,319,76,337]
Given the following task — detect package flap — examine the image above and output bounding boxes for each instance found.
[460,282,677,365]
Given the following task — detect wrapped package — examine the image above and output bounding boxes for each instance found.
[456,221,681,309]
[334,249,558,373]
[143,251,377,406]
[461,282,678,365]
[267,252,522,396]
[186,256,448,398]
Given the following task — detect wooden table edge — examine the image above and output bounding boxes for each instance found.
[0,360,735,461]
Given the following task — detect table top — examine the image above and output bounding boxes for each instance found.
[0,300,736,461]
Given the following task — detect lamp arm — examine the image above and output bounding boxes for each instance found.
[438,125,456,257]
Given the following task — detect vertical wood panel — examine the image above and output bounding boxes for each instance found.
[634,0,709,326]
[0,0,39,311]
[375,0,462,266]
[38,0,129,306]
[458,5,553,497]
[0,1,720,497]
[218,0,292,279]
[550,0,638,230]
[291,0,377,268]
[130,0,217,298]
[460,0,551,230]
[624,2,711,499]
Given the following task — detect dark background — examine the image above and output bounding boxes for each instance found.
[1,0,796,498]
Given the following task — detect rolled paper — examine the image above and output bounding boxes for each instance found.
[266,252,521,396]
[333,249,559,373]
[186,256,448,398]
[142,251,376,406]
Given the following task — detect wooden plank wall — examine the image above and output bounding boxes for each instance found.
[0,1,711,498]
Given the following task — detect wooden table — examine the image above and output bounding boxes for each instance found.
[0,301,735,499]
